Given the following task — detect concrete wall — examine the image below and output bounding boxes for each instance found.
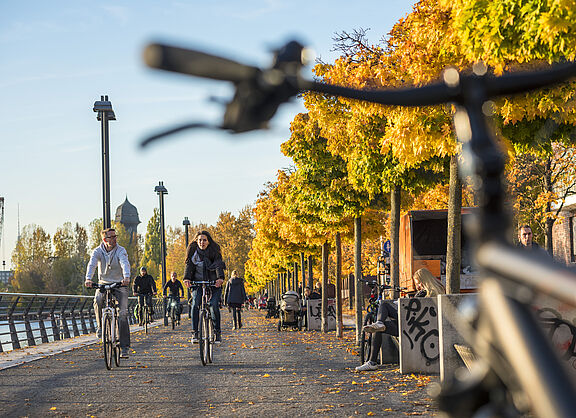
[398,297,440,374]
[306,299,336,331]
[437,293,477,382]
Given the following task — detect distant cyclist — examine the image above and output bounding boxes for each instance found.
[163,271,184,323]
[183,231,226,344]
[133,266,157,319]
[85,227,131,359]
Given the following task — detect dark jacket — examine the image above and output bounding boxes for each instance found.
[183,242,225,282]
[163,279,184,298]
[133,274,157,294]
[224,276,247,305]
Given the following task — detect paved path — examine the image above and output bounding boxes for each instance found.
[0,310,438,417]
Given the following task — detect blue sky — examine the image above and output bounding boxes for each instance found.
[0,1,417,269]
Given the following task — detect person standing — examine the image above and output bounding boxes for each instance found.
[133,266,157,319]
[517,225,549,256]
[183,231,226,344]
[85,228,131,358]
[224,270,247,330]
[163,271,185,323]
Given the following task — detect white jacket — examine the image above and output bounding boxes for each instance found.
[85,243,131,284]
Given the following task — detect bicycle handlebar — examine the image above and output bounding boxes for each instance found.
[358,279,407,291]
[142,40,576,143]
[90,282,125,290]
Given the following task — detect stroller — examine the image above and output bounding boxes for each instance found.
[266,296,278,318]
[277,290,302,331]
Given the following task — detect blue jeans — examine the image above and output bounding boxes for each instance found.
[191,287,222,333]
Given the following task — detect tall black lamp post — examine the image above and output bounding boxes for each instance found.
[183,217,190,247]
[155,181,168,325]
[182,216,191,316]
[93,96,116,229]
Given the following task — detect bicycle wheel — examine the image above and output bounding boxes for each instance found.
[360,315,373,364]
[114,317,121,367]
[199,310,208,366]
[137,304,143,327]
[171,306,176,330]
[207,317,214,363]
[103,315,113,370]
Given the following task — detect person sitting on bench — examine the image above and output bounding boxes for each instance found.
[355,268,446,371]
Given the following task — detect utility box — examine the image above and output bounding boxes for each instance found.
[399,209,477,292]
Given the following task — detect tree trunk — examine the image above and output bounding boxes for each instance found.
[390,185,401,298]
[308,255,314,289]
[300,252,306,299]
[446,154,462,294]
[293,262,298,291]
[321,241,329,333]
[335,232,343,338]
[544,157,554,255]
[354,217,363,344]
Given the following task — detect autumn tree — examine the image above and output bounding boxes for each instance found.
[46,222,89,294]
[214,207,254,278]
[141,208,162,279]
[11,224,52,293]
[444,0,576,251]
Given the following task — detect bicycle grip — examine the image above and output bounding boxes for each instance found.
[143,43,259,83]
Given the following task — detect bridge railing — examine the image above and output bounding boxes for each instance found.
[0,292,166,352]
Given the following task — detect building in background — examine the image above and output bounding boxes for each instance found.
[115,197,140,243]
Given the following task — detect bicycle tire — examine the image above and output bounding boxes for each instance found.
[360,315,373,364]
[114,317,121,367]
[103,315,113,370]
[207,317,214,363]
[199,310,207,366]
[171,306,176,330]
[144,306,149,334]
[137,304,143,327]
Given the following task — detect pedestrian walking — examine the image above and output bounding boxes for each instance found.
[224,270,247,330]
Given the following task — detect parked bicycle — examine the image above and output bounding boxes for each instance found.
[358,279,406,364]
[191,281,216,366]
[142,40,576,417]
[91,282,124,370]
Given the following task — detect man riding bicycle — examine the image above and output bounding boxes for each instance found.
[85,227,131,359]
[133,266,157,322]
[164,271,184,323]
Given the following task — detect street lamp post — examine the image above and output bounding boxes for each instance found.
[155,181,168,326]
[93,96,116,229]
[182,216,191,316]
[183,217,190,247]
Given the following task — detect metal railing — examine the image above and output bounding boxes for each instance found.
[0,292,167,352]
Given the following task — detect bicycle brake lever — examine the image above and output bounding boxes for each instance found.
[140,122,216,148]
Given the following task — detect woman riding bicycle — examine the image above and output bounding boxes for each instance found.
[183,231,226,344]
[356,268,446,371]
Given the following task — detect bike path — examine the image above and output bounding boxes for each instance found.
[0,310,437,417]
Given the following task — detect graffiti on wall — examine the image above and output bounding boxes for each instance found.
[307,299,336,331]
[401,298,439,367]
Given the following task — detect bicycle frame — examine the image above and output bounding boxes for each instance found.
[144,41,576,416]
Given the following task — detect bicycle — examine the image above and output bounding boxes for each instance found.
[191,281,216,366]
[135,293,154,334]
[358,279,407,364]
[91,282,124,370]
[142,40,576,417]
[165,295,181,330]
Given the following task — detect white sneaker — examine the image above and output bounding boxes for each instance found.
[363,321,386,333]
[191,334,199,344]
[355,361,378,371]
